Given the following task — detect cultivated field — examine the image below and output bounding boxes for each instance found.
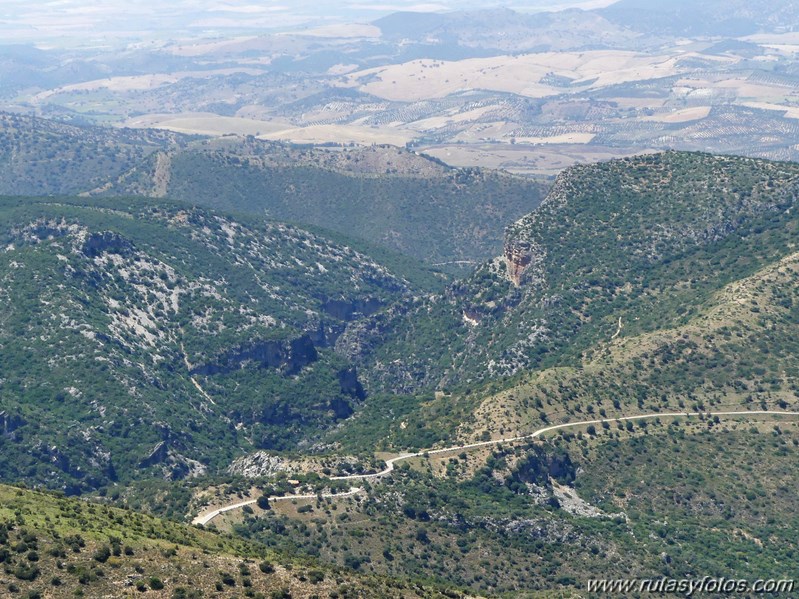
[342,51,738,102]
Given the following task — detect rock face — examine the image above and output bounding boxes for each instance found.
[502,212,547,288]
[139,441,169,469]
[322,298,383,321]
[191,334,319,377]
[0,411,26,436]
[502,230,547,288]
[508,446,576,486]
[503,238,534,287]
[337,367,366,400]
[227,452,289,478]
[81,231,133,257]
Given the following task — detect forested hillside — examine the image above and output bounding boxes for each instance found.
[0,484,464,598]
[0,114,548,272]
[343,152,799,397]
[0,113,188,195]
[0,196,423,493]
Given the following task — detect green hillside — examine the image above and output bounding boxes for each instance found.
[176,151,799,596]
[344,152,799,398]
[0,483,463,598]
[0,113,186,195]
[0,196,422,494]
[99,140,548,272]
[0,114,549,273]
[5,125,799,598]
[237,415,799,596]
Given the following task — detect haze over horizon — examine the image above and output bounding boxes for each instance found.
[0,0,617,46]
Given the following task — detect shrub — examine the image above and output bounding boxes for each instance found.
[259,561,274,574]
[308,570,325,584]
[14,563,40,581]
[93,546,111,563]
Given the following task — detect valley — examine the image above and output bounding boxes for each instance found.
[194,409,799,527]
[1,146,798,596]
[2,2,799,596]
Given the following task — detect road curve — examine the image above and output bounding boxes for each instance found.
[193,487,363,526]
[193,409,799,526]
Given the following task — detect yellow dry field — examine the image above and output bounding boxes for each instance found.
[644,106,712,123]
[258,123,415,145]
[743,102,799,119]
[513,132,597,144]
[168,36,261,57]
[742,32,799,45]
[327,63,360,75]
[409,105,501,131]
[124,113,415,145]
[124,113,294,136]
[675,77,795,98]
[282,23,381,38]
[762,44,799,54]
[34,68,266,100]
[343,51,738,102]
[452,121,516,143]
[714,78,796,96]
[420,143,650,176]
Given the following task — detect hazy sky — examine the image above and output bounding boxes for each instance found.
[0,0,617,46]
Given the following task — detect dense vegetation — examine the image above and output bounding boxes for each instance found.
[4,138,799,597]
[0,113,188,195]
[0,195,428,494]
[99,138,548,273]
[346,152,799,396]
[225,416,799,596]
[0,114,549,272]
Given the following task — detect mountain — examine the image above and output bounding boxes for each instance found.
[0,114,549,273]
[600,0,799,37]
[0,195,429,494]
[4,148,799,597]
[222,151,799,595]
[0,46,109,98]
[0,483,463,598]
[97,138,548,272]
[374,8,639,52]
[0,112,188,195]
[342,152,799,398]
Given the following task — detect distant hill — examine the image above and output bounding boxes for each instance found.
[98,139,548,272]
[600,0,799,36]
[0,112,189,195]
[374,8,638,52]
[0,114,548,273]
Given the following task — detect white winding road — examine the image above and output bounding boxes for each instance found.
[192,409,799,526]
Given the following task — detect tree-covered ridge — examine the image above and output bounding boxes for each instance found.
[0,484,463,598]
[0,196,419,494]
[98,141,548,272]
[344,152,799,395]
[0,112,549,272]
[0,112,188,195]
